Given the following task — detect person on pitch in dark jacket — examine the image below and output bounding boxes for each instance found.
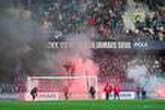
[64,86,69,100]
[30,87,38,101]
[141,87,146,99]
[136,86,141,99]
[89,86,96,99]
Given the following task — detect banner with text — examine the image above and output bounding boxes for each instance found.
[48,41,165,50]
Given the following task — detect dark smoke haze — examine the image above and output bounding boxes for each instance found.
[0,3,50,82]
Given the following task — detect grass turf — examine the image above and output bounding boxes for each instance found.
[0,100,165,110]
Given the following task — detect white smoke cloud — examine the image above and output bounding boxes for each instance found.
[126,58,165,98]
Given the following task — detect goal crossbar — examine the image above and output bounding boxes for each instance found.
[28,75,97,80]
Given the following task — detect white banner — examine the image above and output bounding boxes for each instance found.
[0,94,18,100]
[102,91,136,100]
[24,92,59,101]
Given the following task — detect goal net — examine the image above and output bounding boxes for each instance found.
[25,75,98,101]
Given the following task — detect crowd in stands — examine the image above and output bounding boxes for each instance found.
[0,76,26,94]
[94,51,165,83]
[0,84,26,94]
[95,53,129,82]
[24,0,165,41]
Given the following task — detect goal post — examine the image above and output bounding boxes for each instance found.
[25,75,98,101]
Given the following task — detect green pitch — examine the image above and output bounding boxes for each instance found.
[0,100,165,110]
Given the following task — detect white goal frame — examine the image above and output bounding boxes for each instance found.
[26,75,98,101]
